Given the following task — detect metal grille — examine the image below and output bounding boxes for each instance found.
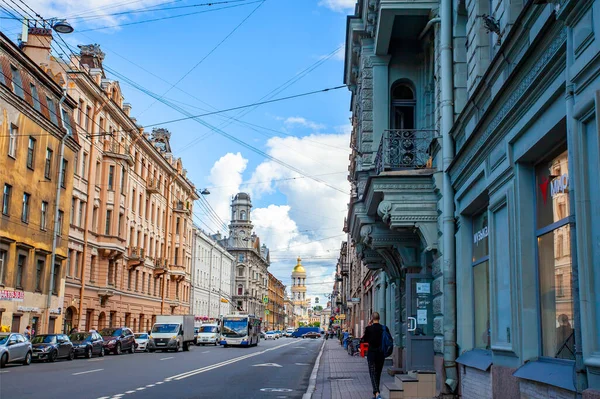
[375,129,437,174]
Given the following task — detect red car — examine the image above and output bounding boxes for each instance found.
[99,328,136,355]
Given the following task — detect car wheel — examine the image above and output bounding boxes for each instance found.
[86,347,93,359]
[183,342,190,352]
[68,350,75,361]
[49,350,58,363]
[99,347,105,357]
[149,348,155,353]
[129,343,135,354]
[115,343,122,355]
[0,353,8,368]
[23,351,32,366]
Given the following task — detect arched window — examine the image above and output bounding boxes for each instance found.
[237,284,243,296]
[391,83,415,130]
[240,210,247,220]
[232,210,236,220]
[238,267,244,277]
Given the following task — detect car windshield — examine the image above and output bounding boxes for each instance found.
[0,334,9,345]
[31,335,57,344]
[222,318,248,337]
[69,333,91,342]
[199,326,217,333]
[151,324,179,334]
[267,331,274,334]
[100,328,122,337]
[135,333,148,339]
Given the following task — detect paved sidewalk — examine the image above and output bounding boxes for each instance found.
[312,338,394,399]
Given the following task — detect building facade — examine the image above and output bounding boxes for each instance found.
[191,227,234,321]
[284,294,296,329]
[0,31,80,335]
[20,32,198,334]
[343,0,600,398]
[223,193,270,319]
[266,272,285,331]
[291,257,309,325]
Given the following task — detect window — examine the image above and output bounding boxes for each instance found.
[57,210,64,236]
[15,254,25,289]
[89,255,96,283]
[0,249,6,285]
[118,213,123,235]
[10,65,24,99]
[238,254,245,262]
[30,83,42,112]
[535,149,575,360]
[74,151,78,176]
[46,96,58,125]
[85,106,91,132]
[52,263,60,294]
[44,148,53,179]
[2,184,11,215]
[61,159,68,188]
[108,165,115,190]
[240,210,246,220]
[120,166,126,192]
[237,284,243,296]
[70,197,75,225]
[238,267,244,277]
[8,124,17,158]
[79,202,86,228]
[35,259,44,292]
[95,161,101,185]
[26,137,35,169]
[391,83,415,130]
[21,192,30,223]
[176,218,180,234]
[60,109,72,135]
[105,210,112,235]
[74,252,80,278]
[92,206,98,232]
[40,201,48,230]
[131,189,136,212]
[82,152,88,178]
[472,211,490,350]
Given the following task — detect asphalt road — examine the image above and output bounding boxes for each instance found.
[0,337,324,399]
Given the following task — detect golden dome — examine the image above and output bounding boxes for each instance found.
[293,257,305,273]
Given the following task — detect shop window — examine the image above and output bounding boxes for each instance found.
[535,149,575,360]
[472,211,490,349]
[0,248,6,285]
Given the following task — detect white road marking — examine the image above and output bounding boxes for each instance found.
[88,358,104,362]
[96,397,109,399]
[159,356,174,361]
[302,340,325,399]
[0,371,10,374]
[260,388,293,392]
[146,384,155,388]
[136,387,145,391]
[201,351,210,353]
[155,382,164,385]
[72,368,103,376]
[253,363,283,367]
[295,363,310,366]
[125,390,135,394]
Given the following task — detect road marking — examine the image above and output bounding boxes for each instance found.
[201,351,210,353]
[0,371,10,374]
[260,388,293,392]
[155,382,164,385]
[253,363,282,367]
[136,387,145,391]
[302,340,325,399]
[159,356,174,361]
[146,384,155,388]
[96,397,109,399]
[295,363,310,366]
[166,341,296,381]
[72,368,103,376]
[125,390,135,394]
[88,358,104,362]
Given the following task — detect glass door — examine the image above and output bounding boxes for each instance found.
[405,274,434,371]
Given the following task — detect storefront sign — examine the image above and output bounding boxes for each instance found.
[416,283,430,294]
[49,308,62,315]
[17,306,40,312]
[473,226,489,246]
[0,290,24,302]
[539,173,569,205]
[351,298,360,303]
[417,309,427,325]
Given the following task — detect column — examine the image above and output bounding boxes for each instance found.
[371,55,392,147]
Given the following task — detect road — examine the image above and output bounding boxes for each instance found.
[0,337,323,399]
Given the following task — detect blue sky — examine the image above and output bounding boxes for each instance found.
[1,0,356,305]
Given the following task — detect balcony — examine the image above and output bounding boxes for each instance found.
[169,264,186,280]
[146,178,160,194]
[127,246,145,269]
[103,140,133,166]
[375,129,436,174]
[172,201,190,215]
[153,258,168,276]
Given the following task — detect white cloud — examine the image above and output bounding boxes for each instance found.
[24,0,168,28]
[318,0,356,12]
[283,116,326,131]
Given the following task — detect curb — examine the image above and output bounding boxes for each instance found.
[302,340,326,399]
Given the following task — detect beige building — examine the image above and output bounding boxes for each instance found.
[0,31,80,334]
[291,257,308,325]
[20,31,197,333]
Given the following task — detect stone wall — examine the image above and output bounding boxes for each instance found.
[519,380,576,399]
[460,366,492,399]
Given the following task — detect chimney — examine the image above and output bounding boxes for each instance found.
[20,26,53,68]
[77,44,105,72]
[123,103,131,116]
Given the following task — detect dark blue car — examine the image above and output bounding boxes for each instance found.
[291,327,320,338]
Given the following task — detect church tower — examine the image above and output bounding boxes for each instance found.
[291,257,308,325]
[229,193,253,248]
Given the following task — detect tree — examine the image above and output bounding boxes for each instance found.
[313,305,323,311]
[309,322,321,327]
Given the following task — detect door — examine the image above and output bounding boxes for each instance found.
[59,335,70,357]
[405,274,434,371]
[48,317,56,334]
[15,334,28,360]
[11,315,21,333]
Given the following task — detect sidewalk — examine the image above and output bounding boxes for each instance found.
[312,338,394,399]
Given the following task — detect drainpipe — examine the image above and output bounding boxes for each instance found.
[440,0,458,392]
[46,87,68,333]
[419,17,441,40]
[565,27,587,394]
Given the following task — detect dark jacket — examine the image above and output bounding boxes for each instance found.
[362,323,386,359]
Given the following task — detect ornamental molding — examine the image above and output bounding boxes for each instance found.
[373,183,432,190]
[390,216,438,222]
[451,27,567,184]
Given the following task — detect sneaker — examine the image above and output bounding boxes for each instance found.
[376,395,382,399]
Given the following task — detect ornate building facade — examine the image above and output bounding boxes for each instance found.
[0,31,80,334]
[224,193,269,318]
[20,31,197,334]
[291,257,308,325]
[266,272,285,331]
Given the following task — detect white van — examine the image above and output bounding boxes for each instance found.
[196,324,220,346]
[285,328,295,337]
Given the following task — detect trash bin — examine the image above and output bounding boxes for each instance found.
[360,342,369,357]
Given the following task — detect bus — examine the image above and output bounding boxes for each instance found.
[219,314,261,347]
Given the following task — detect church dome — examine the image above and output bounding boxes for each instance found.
[293,257,305,273]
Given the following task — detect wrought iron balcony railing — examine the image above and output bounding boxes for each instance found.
[375,129,437,174]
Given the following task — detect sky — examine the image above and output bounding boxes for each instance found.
[0,0,357,307]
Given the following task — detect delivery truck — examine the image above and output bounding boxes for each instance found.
[147,315,195,352]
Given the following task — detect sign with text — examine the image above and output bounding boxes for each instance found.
[0,290,24,302]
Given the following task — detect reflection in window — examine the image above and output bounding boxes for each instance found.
[472,211,489,349]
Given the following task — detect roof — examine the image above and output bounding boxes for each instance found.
[293,257,306,274]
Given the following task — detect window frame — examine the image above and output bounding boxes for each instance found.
[10,65,24,99]
[21,192,30,223]
[0,248,7,285]
[46,96,58,125]
[30,83,42,112]
[26,136,36,170]
[2,184,12,216]
[40,201,48,231]
[60,159,68,188]
[44,148,53,180]
[8,124,17,158]
[471,209,490,350]
[61,107,73,136]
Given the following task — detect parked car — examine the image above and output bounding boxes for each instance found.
[134,333,149,352]
[31,334,74,362]
[302,332,321,339]
[194,327,200,345]
[284,328,294,337]
[69,331,105,358]
[0,333,32,368]
[274,330,282,338]
[196,324,219,346]
[99,327,136,355]
[265,331,276,340]
[291,327,320,338]
[259,331,267,339]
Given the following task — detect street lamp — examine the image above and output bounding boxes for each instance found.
[50,19,74,34]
